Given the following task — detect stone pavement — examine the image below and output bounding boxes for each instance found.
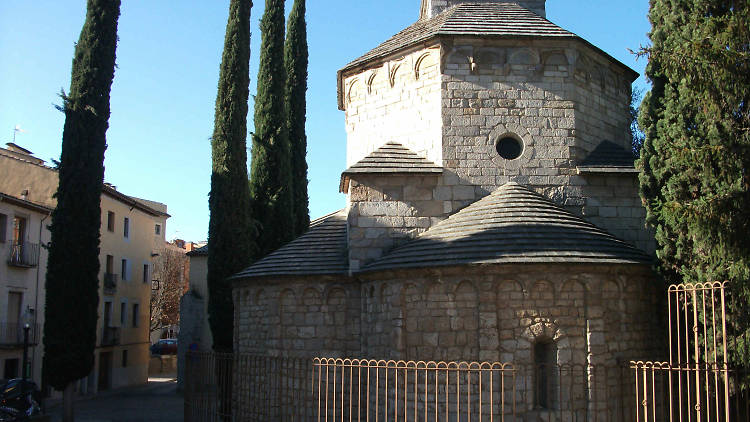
[45,377,182,422]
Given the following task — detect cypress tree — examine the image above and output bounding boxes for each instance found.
[284,0,310,236]
[207,0,255,352]
[250,0,295,256]
[638,0,750,377]
[43,0,120,419]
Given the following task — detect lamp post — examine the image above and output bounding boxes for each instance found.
[22,323,30,381]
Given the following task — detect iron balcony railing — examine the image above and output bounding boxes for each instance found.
[101,326,121,346]
[0,322,40,346]
[7,242,40,268]
[103,273,118,294]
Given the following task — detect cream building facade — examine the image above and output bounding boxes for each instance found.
[0,143,168,394]
[0,191,51,387]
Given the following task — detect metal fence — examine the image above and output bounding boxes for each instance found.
[7,241,39,267]
[185,353,638,421]
[0,322,40,346]
[184,352,314,421]
[312,358,636,422]
[629,282,750,422]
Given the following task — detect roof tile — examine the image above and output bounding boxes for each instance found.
[340,142,443,191]
[232,210,349,279]
[342,2,575,72]
[362,182,651,272]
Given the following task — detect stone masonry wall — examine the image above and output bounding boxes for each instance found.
[572,52,633,162]
[233,277,360,358]
[358,264,663,365]
[343,46,443,167]
[348,174,458,271]
[438,38,652,252]
[233,265,663,365]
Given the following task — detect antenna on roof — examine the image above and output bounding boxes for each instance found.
[13,125,25,143]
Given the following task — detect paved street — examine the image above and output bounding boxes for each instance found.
[46,377,182,422]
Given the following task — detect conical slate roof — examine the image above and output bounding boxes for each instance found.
[340,142,443,191]
[342,2,575,72]
[363,182,651,272]
[232,210,349,279]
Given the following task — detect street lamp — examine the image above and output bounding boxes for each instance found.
[21,308,33,382]
[22,323,30,382]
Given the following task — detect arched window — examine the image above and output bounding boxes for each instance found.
[534,339,557,409]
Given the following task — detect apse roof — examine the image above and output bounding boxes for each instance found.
[340,142,443,192]
[231,210,349,279]
[362,182,651,272]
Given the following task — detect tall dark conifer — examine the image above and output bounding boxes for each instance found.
[638,0,750,378]
[207,0,255,352]
[284,0,310,236]
[43,0,120,419]
[250,0,295,256]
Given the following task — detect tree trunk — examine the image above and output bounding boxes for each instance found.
[63,382,75,422]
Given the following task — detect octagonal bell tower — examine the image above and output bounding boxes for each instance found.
[338,0,650,270]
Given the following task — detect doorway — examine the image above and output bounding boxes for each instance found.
[98,352,112,391]
[7,292,22,343]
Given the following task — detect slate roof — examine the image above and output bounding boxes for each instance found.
[342,2,575,72]
[362,182,651,272]
[340,142,443,192]
[232,210,349,279]
[577,141,638,174]
[186,244,208,257]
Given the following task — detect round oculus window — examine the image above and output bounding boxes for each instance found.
[495,137,523,160]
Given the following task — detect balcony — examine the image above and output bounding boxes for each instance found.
[0,322,39,347]
[7,242,39,268]
[101,326,121,346]
[103,273,118,295]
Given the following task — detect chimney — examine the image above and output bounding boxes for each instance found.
[420,0,546,19]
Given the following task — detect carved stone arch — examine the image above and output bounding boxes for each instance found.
[542,50,568,67]
[476,47,505,67]
[425,281,448,302]
[453,279,479,299]
[453,280,480,353]
[379,282,391,305]
[326,286,347,305]
[346,77,361,104]
[559,278,587,297]
[530,280,555,301]
[443,45,474,70]
[509,47,540,65]
[592,65,606,90]
[279,288,297,307]
[323,284,349,303]
[604,72,616,93]
[302,287,322,306]
[400,282,424,302]
[601,279,622,314]
[414,51,433,80]
[241,287,251,305]
[523,320,563,343]
[573,54,593,84]
[388,61,405,88]
[497,278,526,299]
[619,74,632,96]
[254,288,267,305]
[366,70,378,94]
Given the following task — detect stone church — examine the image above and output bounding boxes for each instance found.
[232,0,661,377]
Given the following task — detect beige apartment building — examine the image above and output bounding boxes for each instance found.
[0,143,169,394]
[0,192,51,386]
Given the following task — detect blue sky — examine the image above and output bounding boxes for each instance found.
[0,1,651,242]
